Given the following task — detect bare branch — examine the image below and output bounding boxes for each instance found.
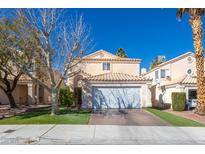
[1,9,94,114]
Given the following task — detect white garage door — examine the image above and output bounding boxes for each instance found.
[92,87,141,109]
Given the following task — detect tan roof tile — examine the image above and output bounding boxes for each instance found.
[83,57,141,60]
[82,50,141,62]
[86,73,151,81]
[181,75,197,84]
[163,75,203,86]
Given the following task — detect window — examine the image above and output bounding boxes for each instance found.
[187,69,193,75]
[102,63,110,70]
[187,56,193,63]
[160,69,166,78]
[155,70,159,80]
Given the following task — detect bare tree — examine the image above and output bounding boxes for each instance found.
[7,9,93,115]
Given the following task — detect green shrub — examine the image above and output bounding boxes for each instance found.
[59,86,74,107]
[171,92,186,111]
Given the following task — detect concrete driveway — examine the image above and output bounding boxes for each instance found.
[89,109,170,126]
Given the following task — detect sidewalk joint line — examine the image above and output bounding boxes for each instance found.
[38,124,56,141]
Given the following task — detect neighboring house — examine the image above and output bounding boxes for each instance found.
[67,50,152,110]
[145,51,204,107]
[0,74,50,105]
[0,69,63,106]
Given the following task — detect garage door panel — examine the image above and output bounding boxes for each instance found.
[92,87,141,109]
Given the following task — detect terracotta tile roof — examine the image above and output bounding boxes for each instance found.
[82,57,141,62]
[82,50,141,63]
[87,73,152,81]
[162,75,203,86]
[180,75,197,84]
[160,78,184,86]
[79,70,92,77]
[19,75,32,81]
[8,74,32,82]
[82,50,141,62]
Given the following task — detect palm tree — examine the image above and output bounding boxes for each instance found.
[177,8,205,115]
[116,48,127,58]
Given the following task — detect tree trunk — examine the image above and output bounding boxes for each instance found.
[51,87,59,115]
[190,16,205,115]
[6,92,17,108]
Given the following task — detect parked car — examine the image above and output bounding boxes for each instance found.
[187,99,197,110]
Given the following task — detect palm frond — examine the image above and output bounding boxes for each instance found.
[177,8,205,21]
[176,8,187,21]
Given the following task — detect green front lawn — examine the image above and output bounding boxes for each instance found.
[145,108,205,127]
[0,107,91,124]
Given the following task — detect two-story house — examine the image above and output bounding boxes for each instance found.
[145,51,203,107]
[67,50,152,110]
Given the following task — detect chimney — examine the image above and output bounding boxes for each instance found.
[141,68,147,75]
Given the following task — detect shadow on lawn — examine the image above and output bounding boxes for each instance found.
[17,107,91,119]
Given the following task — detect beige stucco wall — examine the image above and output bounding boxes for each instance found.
[146,55,198,86]
[80,61,140,76]
[0,89,9,105]
[43,88,51,104]
[159,85,185,104]
[0,84,28,105]
[13,85,28,104]
[67,60,140,89]
[156,84,197,105]
[67,50,141,88]
[0,83,52,105]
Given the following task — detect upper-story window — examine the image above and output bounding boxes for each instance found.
[155,70,159,80]
[186,68,193,76]
[160,69,166,78]
[102,62,110,70]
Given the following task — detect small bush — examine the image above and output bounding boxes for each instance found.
[59,86,74,107]
[171,92,186,111]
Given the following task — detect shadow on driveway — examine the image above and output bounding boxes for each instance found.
[89,109,171,126]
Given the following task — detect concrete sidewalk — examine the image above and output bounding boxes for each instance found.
[0,125,205,144]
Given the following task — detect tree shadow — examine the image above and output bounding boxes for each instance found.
[17,108,51,119]
[17,107,91,119]
[93,87,142,114]
[93,88,110,112]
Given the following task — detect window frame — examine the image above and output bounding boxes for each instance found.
[155,70,159,80]
[102,62,111,71]
[160,69,166,79]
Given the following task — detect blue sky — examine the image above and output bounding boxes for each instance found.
[68,8,205,70]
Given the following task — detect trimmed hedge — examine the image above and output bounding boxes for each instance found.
[171,92,186,111]
[59,86,74,107]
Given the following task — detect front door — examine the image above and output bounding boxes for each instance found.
[74,87,82,107]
